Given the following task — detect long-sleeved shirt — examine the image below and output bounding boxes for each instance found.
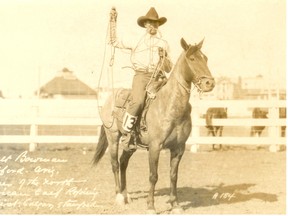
[111,33,173,74]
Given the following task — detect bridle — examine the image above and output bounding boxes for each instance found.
[171,41,214,97]
[193,75,213,93]
[175,74,191,94]
[181,47,213,95]
[175,70,213,96]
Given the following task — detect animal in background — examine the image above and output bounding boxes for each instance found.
[279,107,286,137]
[205,107,228,150]
[250,108,268,137]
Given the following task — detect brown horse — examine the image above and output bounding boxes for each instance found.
[279,107,286,137]
[250,108,268,137]
[251,107,286,137]
[205,107,228,150]
[93,38,215,214]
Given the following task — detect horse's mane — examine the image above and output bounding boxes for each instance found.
[157,50,187,95]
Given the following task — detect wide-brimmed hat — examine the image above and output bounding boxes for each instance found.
[137,7,167,28]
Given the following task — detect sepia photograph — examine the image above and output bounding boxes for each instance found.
[0,0,286,214]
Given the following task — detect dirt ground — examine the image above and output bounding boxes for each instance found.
[0,144,286,214]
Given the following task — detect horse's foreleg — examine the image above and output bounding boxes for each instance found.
[219,126,223,137]
[169,146,185,213]
[207,129,211,136]
[147,144,161,213]
[119,150,134,203]
[211,128,216,137]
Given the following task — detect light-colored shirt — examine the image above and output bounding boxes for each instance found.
[112,33,173,73]
[131,34,168,72]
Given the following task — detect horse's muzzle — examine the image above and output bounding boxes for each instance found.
[200,77,215,92]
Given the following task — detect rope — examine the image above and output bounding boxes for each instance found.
[145,55,165,97]
[96,18,116,129]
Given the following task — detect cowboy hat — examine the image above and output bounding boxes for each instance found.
[137,7,167,28]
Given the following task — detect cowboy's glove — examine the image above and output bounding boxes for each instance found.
[158,47,167,58]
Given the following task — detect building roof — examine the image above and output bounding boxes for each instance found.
[39,68,97,96]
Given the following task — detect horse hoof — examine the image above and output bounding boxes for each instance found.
[125,193,132,203]
[146,209,157,214]
[171,207,183,214]
[115,193,125,205]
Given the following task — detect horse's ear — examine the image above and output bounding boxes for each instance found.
[181,38,189,51]
[197,38,205,49]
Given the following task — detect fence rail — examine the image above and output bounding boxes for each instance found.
[189,99,286,151]
[0,99,286,151]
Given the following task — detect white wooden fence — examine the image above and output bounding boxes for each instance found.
[188,98,286,152]
[0,99,102,151]
[0,99,286,152]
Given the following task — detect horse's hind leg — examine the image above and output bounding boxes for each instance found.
[218,126,223,150]
[250,127,256,137]
[169,145,185,214]
[105,130,123,203]
[117,150,134,204]
[212,128,218,150]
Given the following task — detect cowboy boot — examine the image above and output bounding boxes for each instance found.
[121,112,138,151]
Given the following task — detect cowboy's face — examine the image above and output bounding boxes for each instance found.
[144,20,159,35]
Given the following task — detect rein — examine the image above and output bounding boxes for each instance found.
[174,63,208,96]
[193,76,205,94]
[175,74,207,97]
[175,74,191,94]
[176,49,212,96]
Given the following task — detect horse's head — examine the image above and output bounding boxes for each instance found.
[180,38,215,92]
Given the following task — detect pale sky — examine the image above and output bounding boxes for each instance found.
[0,0,286,98]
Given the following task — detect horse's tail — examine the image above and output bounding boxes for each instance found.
[93,125,108,166]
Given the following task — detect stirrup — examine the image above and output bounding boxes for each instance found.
[120,133,136,152]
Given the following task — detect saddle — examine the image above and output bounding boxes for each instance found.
[112,76,167,148]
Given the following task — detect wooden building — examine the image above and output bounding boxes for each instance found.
[39,68,97,99]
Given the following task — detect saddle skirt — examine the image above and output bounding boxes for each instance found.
[112,88,151,134]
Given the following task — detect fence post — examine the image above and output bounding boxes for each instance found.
[29,99,38,152]
[268,104,280,152]
[190,102,200,153]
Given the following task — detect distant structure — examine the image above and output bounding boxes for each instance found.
[0,90,4,99]
[240,75,285,100]
[38,68,97,99]
[196,75,286,100]
[197,76,241,100]
[213,77,240,100]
